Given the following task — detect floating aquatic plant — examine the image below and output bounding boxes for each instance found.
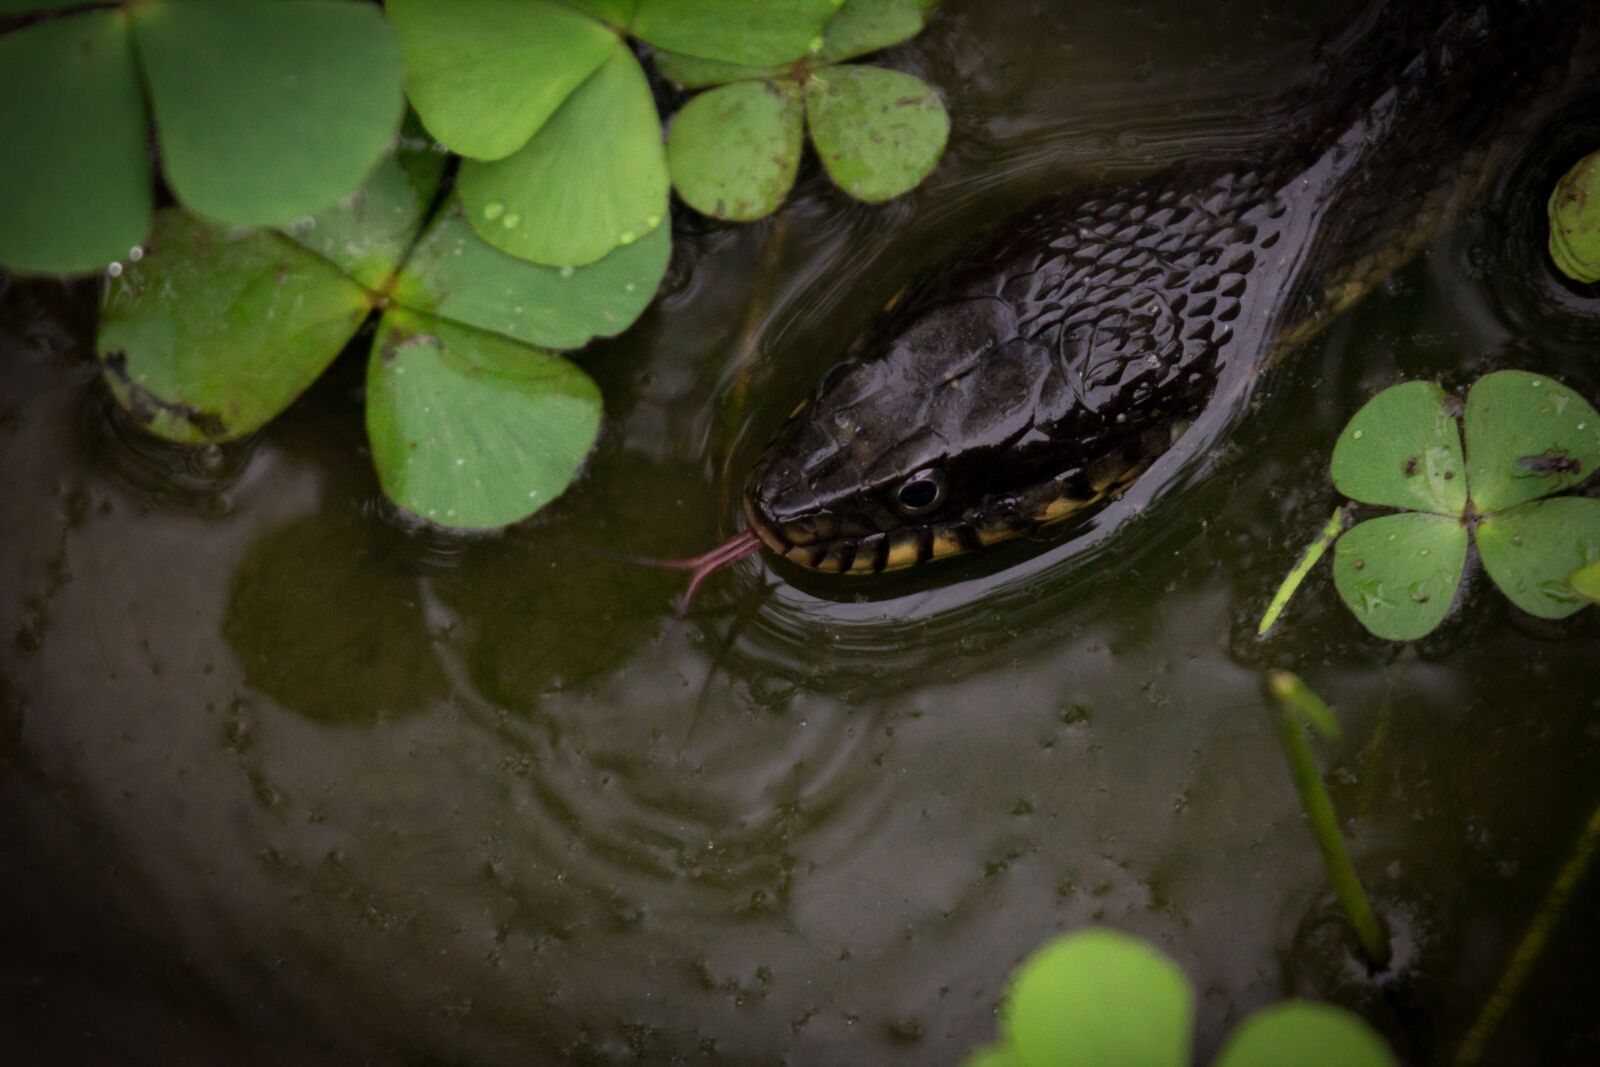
[1263,371,1600,641]
[1570,560,1600,604]
[0,0,404,273]
[661,0,950,219]
[965,927,1395,1067]
[98,138,670,529]
[388,0,934,265]
[9,0,954,531]
[1549,148,1600,285]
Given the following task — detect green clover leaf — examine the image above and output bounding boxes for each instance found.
[0,0,404,274]
[96,138,668,530]
[1277,371,1600,639]
[663,0,950,219]
[390,0,839,265]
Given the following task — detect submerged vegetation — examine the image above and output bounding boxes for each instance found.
[0,0,949,528]
[1264,371,1600,640]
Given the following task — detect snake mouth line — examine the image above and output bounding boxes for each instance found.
[744,459,1147,575]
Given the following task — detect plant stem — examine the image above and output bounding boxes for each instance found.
[1266,670,1391,967]
[1258,508,1345,636]
[1454,799,1600,1066]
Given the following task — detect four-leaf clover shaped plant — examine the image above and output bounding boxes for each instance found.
[1266,370,1600,641]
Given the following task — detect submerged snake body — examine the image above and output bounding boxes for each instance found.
[743,1,1588,575]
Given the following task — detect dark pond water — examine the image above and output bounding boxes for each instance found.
[4,1,1600,1063]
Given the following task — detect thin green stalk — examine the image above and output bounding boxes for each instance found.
[1455,799,1600,1066]
[1267,670,1391,968]
[1258,508,1345,636]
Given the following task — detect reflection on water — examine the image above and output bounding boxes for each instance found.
[4,0,1600,1062]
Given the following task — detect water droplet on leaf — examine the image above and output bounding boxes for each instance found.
[483,201,506,221]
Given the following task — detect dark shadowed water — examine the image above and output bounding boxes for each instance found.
[4,1,1600,1063]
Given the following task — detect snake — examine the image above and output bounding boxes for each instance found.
[656,0,1595,600]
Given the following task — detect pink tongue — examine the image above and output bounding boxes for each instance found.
[625,528,764,614]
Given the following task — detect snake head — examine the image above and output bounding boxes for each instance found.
[744,295,1147,574]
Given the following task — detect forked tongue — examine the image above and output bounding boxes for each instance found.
[624,528,763,616]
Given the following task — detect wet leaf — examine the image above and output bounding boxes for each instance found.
[630,0,837,66]
[0,12,150,274]
[365,309,602,528]
[457,44,667,267]
[668,79,805,221]
[1549,149,1600,284]
[1006,928,1191,1067]
[1569,560,1600,604]
[394,202,670,351]
[1214,1003,1396,1067]
[651,51,787,90]
[97,210,370,443]
[283,144,447,291]
[387,0,616,161]
[1332,513,1467,641]
[819,0,934,63]
[133,0,404,228]
[1330,381,1466,516]
[805,64,950,203]
[1463,370,1600,514]
[1476,497,1600,620]
[556,0,637,25]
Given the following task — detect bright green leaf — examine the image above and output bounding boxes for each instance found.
[554,0,637,25]
[133,0,404,227]
[1464,370,1600,514]
[1332,513,1467,641]
[393,203,670,351]
[1549,149,1600,284]
[806,64,950,203]
[283,144,446,291]
[1005,928,1192,1067]
[1214,1003,1397,1067]
[1476,497,1600,620]
[820,0,934,63]
[1330,381,1467,516]
[457,43,668,267]
[630,0,837,66]
[97,210,370,443]
[1569,560,1600,604]
[652,51,787,90]
[0,12,151,274]
[668,79,804,221]
[387,0,616,161]
[365,310,603,529]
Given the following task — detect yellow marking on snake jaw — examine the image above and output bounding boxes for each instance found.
[884,537,921,570]
[975,525,1014,547]
[1039,495,1092,524]
[932,532,966,558]
[848,552,880,575]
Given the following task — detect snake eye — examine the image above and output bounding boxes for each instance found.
[892,468,946,517]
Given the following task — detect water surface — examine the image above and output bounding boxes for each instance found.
[4,1,1600,1063]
